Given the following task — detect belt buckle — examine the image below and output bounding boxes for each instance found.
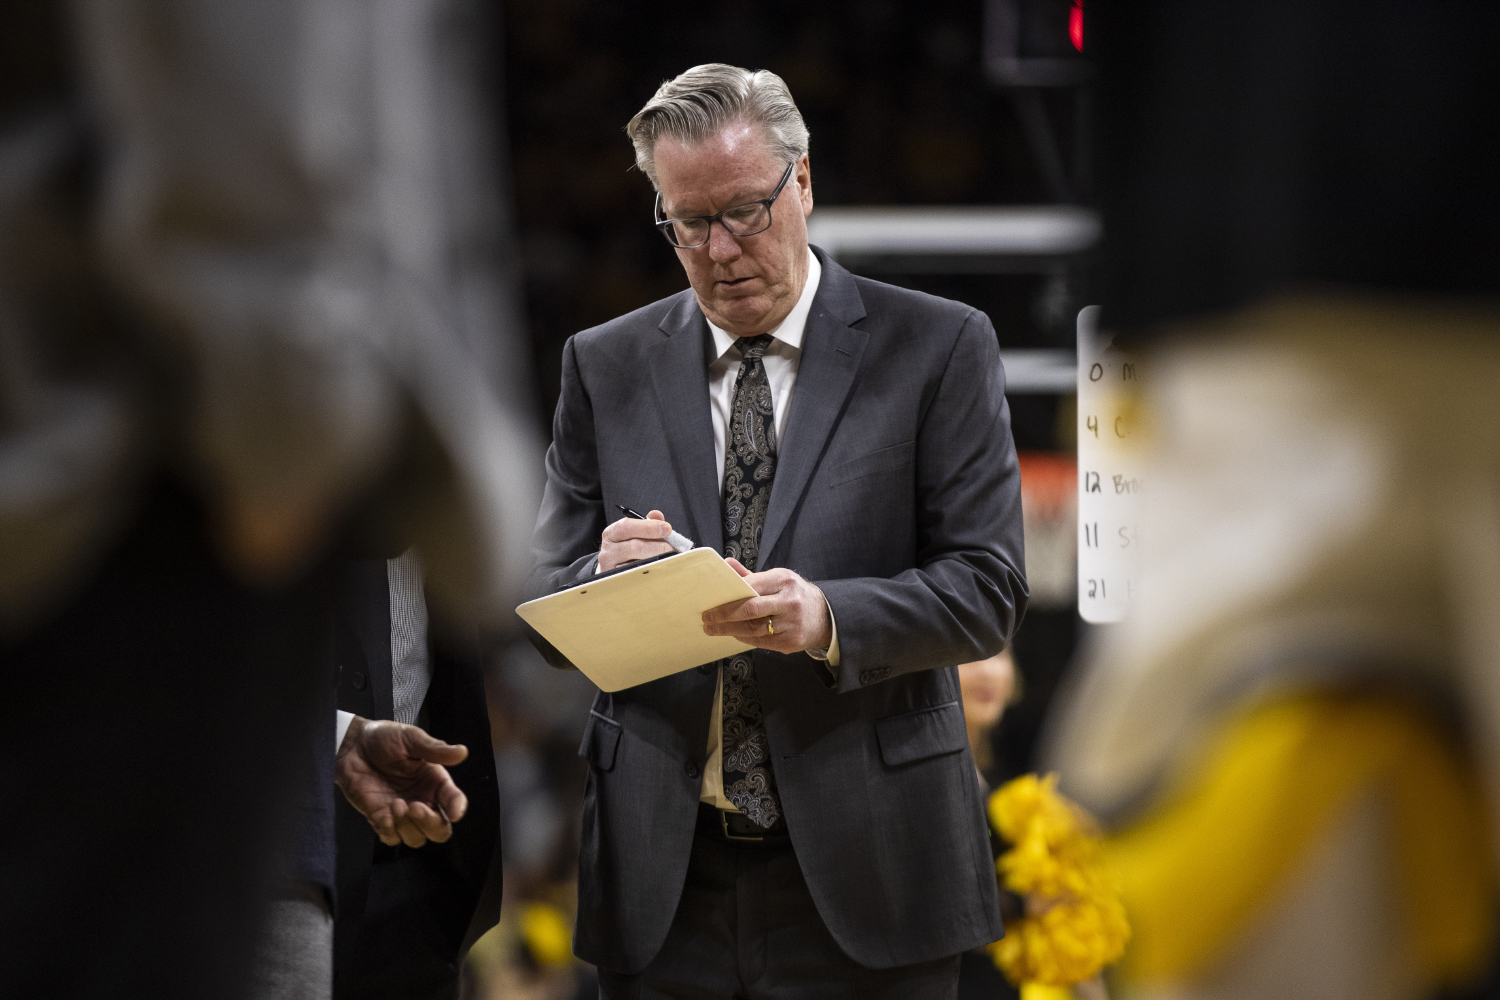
[720,810,763,842]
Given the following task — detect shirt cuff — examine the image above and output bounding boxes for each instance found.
[806,597,841,669]
[335,710,356,753]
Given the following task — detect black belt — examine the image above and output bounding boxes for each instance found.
[696,801,789,844]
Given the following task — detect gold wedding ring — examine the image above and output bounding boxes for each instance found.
[767,617,775,635]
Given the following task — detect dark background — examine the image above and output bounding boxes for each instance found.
[501,0,1088,432]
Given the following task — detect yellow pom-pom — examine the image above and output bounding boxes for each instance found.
[519,901,574,969]
[1020,984,1076,1000]
[989,774,1131,988]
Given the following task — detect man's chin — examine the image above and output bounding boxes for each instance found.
[707,298,772,333]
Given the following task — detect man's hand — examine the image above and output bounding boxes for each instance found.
[599,509,676,572]
[335,717,469,848]
[701,559,833,654]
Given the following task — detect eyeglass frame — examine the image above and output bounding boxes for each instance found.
[652,160,797,249]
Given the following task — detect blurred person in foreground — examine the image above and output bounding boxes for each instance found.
[1044,3,1500,1000]
[526,63,1028,998]
[0,1,536,997]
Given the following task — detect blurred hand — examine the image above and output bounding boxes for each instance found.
[598,509,675,572]
[335,717,469,847]
[701,559,833,654]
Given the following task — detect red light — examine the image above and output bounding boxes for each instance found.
[1070,0,1084,52]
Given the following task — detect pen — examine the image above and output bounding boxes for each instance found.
[617,505,696,553]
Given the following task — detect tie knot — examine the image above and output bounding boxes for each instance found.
[738,334,774,361]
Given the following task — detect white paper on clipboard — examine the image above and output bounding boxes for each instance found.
[515,547,759,692]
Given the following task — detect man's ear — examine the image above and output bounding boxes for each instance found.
[798,155,814,216]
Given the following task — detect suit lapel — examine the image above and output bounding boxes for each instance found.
[761,252,868,564]
[650,294,724,555]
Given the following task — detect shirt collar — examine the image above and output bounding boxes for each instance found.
[707,248,822,361]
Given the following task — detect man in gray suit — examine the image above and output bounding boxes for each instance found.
[526,63,1027,998]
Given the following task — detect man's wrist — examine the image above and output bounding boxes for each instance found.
[337,714,367,758]
[805,585,839,669]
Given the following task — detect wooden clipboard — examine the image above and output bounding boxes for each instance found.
[515,548,759,692]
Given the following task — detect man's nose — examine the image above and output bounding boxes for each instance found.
[706,221,742,263]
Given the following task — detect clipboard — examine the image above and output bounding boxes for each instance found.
[516,547,759,692]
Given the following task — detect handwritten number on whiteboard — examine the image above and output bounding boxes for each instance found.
[1078,330,1139,621]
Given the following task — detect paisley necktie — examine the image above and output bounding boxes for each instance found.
[720,334,782,828]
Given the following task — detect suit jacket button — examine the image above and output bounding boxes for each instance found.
[352,671,367,691]
[685,760,700,779]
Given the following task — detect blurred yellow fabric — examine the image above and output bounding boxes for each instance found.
[1105,694,1494,990]
[1021,985,1077,1000]
[519,902,575,969]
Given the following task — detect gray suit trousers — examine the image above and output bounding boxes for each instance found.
[598,822,960,1000]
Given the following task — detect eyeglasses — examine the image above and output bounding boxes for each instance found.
[653,161,796,249]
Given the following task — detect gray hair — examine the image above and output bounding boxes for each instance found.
[626,63,810,189]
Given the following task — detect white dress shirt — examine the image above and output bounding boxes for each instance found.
[699,248,839,811]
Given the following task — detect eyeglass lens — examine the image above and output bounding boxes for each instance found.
[666,203,771,247]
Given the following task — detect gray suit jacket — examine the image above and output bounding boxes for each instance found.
[526,248,1027,973]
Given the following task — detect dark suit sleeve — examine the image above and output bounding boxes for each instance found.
[818,309,1028,693]
[524,334,606,667]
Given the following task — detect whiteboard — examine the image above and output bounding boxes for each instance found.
[1076,306,1144,624]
